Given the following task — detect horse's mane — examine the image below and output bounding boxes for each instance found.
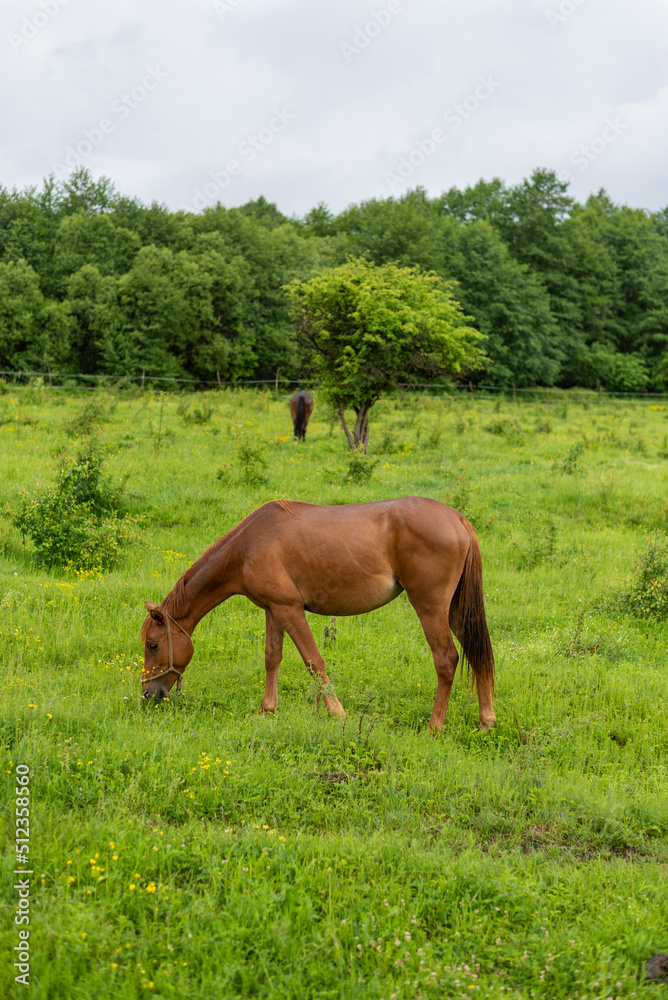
[271,498,295,514]
[141,500,296,640]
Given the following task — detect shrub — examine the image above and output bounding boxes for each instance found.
[561,441,584,474]
[625,532,668,620]
[64,393,109,435]
[12,441,139,570]
[215,439,271,488]
[441,471,493,532]
[485,417,513,436]
[427,425,443,448]
[236,441,270,487]
[511,498,559,570]
[177,398,213,425]
[344,450,377,484]
[443,471,474,516]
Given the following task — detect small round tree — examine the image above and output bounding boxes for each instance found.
[285,257,486,452]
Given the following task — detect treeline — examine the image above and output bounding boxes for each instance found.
[1,167,667,391]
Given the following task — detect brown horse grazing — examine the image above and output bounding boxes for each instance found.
[140,497,496,732]
[290,390,313,441]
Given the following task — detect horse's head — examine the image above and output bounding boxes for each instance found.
[141,601,193,702]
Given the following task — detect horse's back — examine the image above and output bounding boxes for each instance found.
[290,390,313,414]
[243,497,468,560]
[236,498,470,615]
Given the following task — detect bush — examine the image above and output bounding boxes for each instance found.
[236,440,270,487]
[64,392,109,435]
[485,417,513,436]
[12,441,139,570]
[442,471,492,530]
[344,450,377,484]
[561,441,585,474]
[177,398,213,426]
[215,439,271,488]
[625,531,668,619]
[586,349,650,392]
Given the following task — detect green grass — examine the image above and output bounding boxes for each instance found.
[1,383,668,999]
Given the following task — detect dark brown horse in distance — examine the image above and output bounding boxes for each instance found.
[141,497,496,732]
[290,390,313,441]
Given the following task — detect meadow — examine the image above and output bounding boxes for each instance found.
[1,381,667,1000]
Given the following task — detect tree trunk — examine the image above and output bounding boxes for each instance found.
[338,403,374,453]
[337,406,356,451]
[353,403,372,454]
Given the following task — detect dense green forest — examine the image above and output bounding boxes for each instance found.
[1,167,667,391]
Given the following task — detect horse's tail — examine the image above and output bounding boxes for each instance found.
[455,515,495,693]
[296,394,306,437]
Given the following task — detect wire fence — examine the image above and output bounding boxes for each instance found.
[1,369,668,400]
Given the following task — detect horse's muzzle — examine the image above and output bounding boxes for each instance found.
[142,683,168,703]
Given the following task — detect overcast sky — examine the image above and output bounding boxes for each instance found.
[1,0,667,217]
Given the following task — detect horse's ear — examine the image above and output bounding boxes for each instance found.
[145,601,164,624]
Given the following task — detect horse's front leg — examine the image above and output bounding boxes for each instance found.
[259,609,284,714]
[272,605,345,719]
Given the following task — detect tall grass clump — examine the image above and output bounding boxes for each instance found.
[625,531,668,619]
[11,439,139,570]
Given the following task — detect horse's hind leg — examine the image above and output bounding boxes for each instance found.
[412,603,459,733]
[260,609,284,714]
[270,605,345,719]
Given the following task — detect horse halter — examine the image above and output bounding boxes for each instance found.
[143,609,192,694]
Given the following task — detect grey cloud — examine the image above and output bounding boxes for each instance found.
[1,0,667,213]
